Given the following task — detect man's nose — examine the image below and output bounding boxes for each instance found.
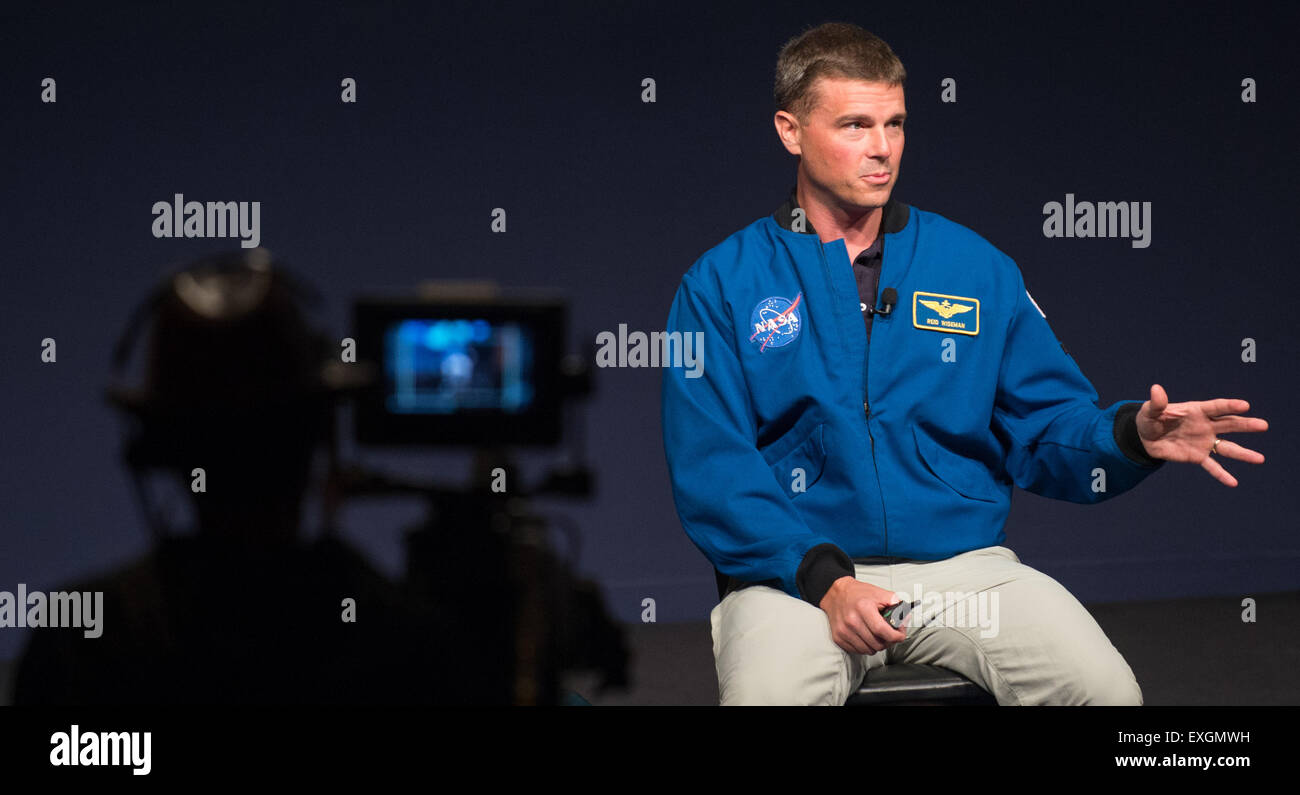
[865,127,892,160]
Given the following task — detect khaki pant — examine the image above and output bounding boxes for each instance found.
[710,545,1143,705]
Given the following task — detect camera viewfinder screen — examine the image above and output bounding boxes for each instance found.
[383,318,534,414]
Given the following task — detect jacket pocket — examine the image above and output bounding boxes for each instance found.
[766,422,828,499]
[912,425,1000,503]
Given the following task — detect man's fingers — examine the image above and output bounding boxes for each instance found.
[830,623,869,655]
[838,614,877,655]
[1214,439,1265,464]
[834,610,905,656]
[863,607,908,646]
[1211,415,1269,434]
[1202,456,1239,487]
[1203,398,1251,417]
[835,633,871,656]
[1147,384,1168,413]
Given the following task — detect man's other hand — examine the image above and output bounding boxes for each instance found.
[1135,383,1268,487]
[818,576,909,655]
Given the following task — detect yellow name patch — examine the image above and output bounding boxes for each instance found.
[912,291,980,335]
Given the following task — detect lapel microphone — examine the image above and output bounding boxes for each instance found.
[866,287,898,316]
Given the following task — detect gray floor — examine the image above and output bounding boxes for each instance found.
[3,591,1294,705]
[568,590,1300,705]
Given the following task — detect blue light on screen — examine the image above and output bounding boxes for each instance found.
[384,318,534,414]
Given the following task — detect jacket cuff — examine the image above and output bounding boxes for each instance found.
[796,543,856,607]
[1113,402,1163,467]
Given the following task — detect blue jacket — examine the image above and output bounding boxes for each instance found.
[661,193,1164,606]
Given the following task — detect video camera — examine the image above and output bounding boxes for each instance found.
[351,283,589,448]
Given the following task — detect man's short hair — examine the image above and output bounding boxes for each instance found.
[774,22,907,123]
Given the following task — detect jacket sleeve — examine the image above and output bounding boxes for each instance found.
[991,267,1164,503]
[661,270,854,605]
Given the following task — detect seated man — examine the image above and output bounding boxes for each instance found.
[659,22,1268,705]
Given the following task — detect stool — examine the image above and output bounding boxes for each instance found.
[845,662,996,705]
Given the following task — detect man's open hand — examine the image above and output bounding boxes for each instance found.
[819,576,908,655]
[1135,383,1268,487]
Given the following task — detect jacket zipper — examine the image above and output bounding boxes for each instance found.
[862,290,889,555]
[817,239,889,553]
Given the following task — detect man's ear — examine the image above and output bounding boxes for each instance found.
[773,111,803,157]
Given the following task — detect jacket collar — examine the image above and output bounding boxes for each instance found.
[772,184,910,237]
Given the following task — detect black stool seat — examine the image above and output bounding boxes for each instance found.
[845,663,997,705]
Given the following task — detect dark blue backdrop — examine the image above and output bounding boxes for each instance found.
[2,0,1296,662]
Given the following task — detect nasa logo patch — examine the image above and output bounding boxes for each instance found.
[748,293,803,352]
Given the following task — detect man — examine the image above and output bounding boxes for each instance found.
[14,251,453,704]
[660,22,1268,705]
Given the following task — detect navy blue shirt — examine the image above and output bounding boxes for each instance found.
[851,235,884,341]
